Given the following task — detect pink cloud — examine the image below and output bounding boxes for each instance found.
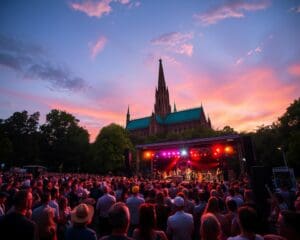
[90,36,107,59]
[118,0,130,4]
[151,32,194,46]
[70,0,112,18]
[235,44,263,66]
[177,44,193,57]
[235,57,244,65]
[151,32,194,57]
[255,46,262,53]
[194,0,271,25]
[288,63,300,76]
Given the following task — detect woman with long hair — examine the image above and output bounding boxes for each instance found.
[133,203,167,240]
[200,213,221,240]
[203,197,229,239]
[38,207,57,240]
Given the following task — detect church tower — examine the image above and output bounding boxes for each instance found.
[154,59,171,118]
[126,106,130,126]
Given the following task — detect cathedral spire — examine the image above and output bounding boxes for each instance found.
[154,59,171,117]
[158,59,166,89]
[173,102,177,112]
[126,105,130,126]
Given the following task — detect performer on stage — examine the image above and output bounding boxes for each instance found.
[207,170,212,182]
[186,167,192,180]
[198,172,203,182]
[162,171,167,179]
[216,167,223,182]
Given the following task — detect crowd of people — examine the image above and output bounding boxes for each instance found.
[0,170,299,240]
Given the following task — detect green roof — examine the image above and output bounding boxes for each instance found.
[165,107,202,124]
[126,117,151,130]
[126,107,203,131]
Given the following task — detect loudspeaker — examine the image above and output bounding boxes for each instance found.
[251,166,273,233]
[242,136,256,173]
[251,166,273,201]
[124,148,131,169]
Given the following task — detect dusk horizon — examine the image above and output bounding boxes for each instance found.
[1,0,300,142]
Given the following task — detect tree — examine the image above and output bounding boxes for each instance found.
[251,124,282,167]
[278,98,300,172]
[0,128,13,167]
[279,98,300,132]
[0,111,40,166]
[217,125,237,135]
[92,123,133,173]
[40,109,89,171]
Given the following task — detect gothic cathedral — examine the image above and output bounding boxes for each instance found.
[126,59,211,137]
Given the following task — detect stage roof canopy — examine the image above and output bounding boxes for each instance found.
[136,134,241,150]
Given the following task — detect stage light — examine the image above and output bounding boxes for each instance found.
[143,151,153,159]
[181,149,187,156]
[212,145,223,158]
[224,146,233,154]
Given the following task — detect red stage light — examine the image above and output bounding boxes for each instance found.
[212,145,223,158]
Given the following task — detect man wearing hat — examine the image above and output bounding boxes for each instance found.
[65,203,97,240]
[166,196,194,240]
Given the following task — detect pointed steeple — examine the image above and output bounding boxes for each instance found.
[154,59,171,117]
[173,102,177,112]
[158,59,166,89]
[126,105,130,126]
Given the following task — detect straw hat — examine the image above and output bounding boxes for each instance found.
[132,185,139,194]
[71,203,94,224]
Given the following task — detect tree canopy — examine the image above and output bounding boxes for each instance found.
[40,109,89,172]
[91,123,133,173]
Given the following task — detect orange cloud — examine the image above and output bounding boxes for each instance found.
[49,101,127,142]
[288,63,300,76]
[170,65,298,132]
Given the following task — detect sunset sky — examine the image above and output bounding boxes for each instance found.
[1,0,300,142]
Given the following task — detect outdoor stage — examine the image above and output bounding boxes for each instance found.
[134,134,256,181]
